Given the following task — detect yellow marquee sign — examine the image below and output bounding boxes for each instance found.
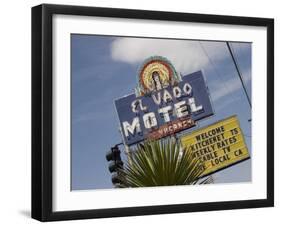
[181,115,250,177]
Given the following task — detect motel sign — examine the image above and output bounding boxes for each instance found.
[115,69,214,146]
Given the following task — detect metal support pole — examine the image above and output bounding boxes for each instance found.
[226,42,252,108]
[118,127,133,166]
[124,144,132,166]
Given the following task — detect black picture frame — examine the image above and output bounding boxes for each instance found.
[32,4,274,222]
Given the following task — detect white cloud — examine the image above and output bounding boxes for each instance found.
[111,38,228,75]
[110,37,251,103]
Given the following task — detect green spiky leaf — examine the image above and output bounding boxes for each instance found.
[118,138,213,188]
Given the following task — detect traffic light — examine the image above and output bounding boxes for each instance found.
[106,145,124,186]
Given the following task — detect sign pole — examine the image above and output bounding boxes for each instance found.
[124,144,132,166]
[119,127,133,166]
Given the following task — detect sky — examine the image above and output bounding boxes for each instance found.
[71,34,252,190]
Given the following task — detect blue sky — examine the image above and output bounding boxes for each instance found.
[71,35,251,190]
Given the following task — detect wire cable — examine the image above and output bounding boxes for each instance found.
[198,41,237,102]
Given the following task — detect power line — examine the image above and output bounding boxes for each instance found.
[198,41,235,101]
[226,42,252,108]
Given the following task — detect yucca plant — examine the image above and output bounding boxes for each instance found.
[118,138,213,187]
